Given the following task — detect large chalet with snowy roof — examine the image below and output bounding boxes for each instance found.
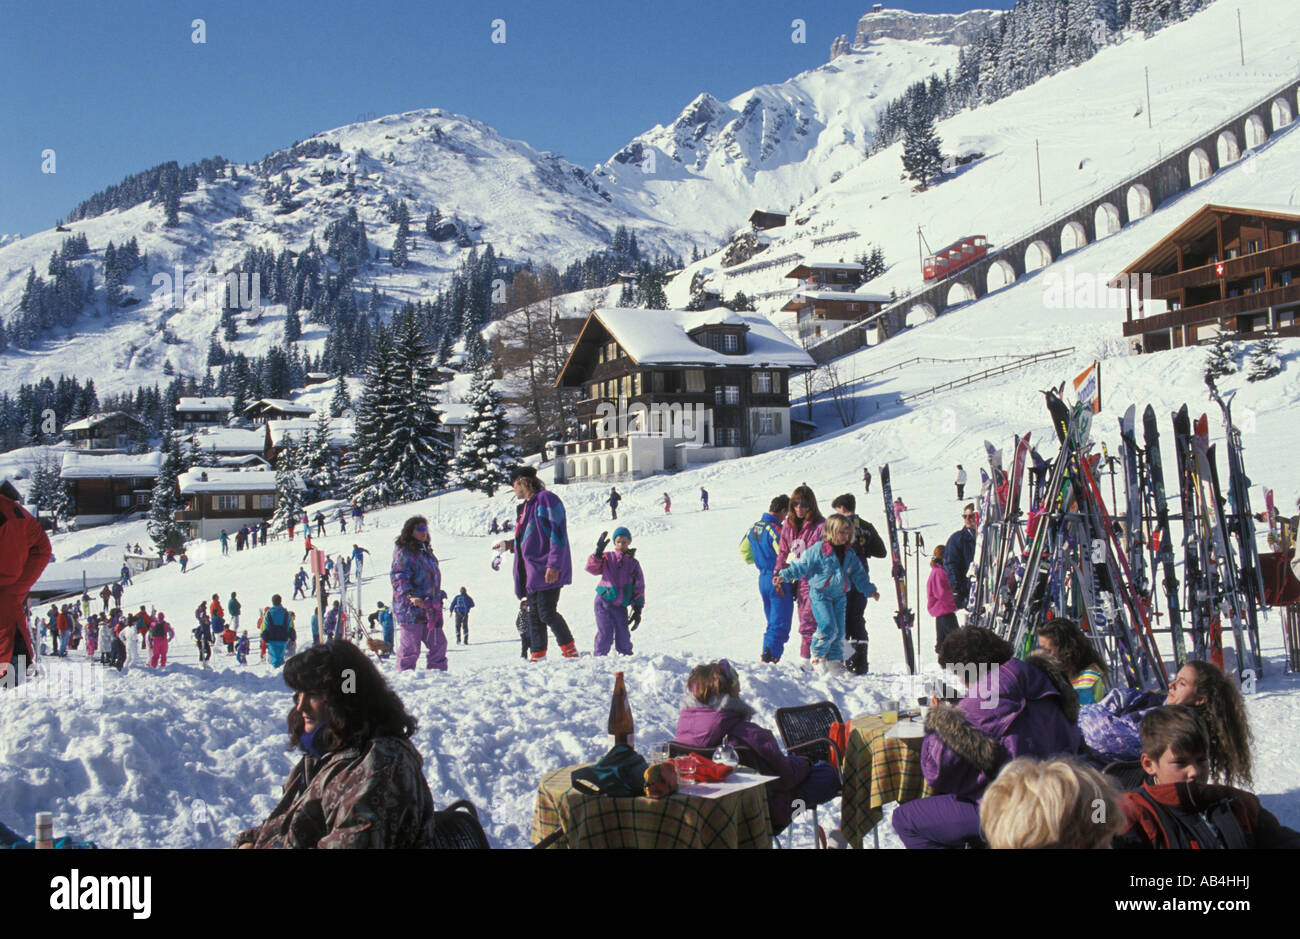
[553,307,814,482]
[1113,203,1300,351]
[175,396,234,431]
[61,411,146,451]
[60,451,164,527]
[176,467,304,542]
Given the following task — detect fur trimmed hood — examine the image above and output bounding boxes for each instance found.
[920,652,1083,797]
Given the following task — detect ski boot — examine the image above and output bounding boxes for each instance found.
[559,641,580,659]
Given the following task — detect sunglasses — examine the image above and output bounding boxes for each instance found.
[792,501,808,509]
[414,525,428,533]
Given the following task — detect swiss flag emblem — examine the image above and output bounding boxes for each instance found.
[1215,262,1225,277]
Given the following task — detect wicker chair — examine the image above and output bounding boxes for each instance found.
[773,701,847,848]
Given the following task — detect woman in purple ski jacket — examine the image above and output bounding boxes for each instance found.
[892,627,1081,848]
[584,526,644,656]
[494,466,577,660]
[390,516,447,671]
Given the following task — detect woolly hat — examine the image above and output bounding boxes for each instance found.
[612,526,632,543]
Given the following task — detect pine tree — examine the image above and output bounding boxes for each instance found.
[28,452,73,527]
[1246,330,1283,382]
[329,374,352,417]
[1204,329,1238,382]
[639,271,667,310]
[380,313,448,501]
[464,330,489,370]
[391,215,409,269]
[285,306,302,343]
[270,443,306,532]
[452,364,520,497]
[304,408,342,497]
[901,109,944,191]
[148,427,187,553]
[346,330,399,507]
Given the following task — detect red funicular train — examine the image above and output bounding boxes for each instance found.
[922,235,989,282]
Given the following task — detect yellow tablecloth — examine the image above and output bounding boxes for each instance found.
[839,714,932,849]
[530,764,773,849]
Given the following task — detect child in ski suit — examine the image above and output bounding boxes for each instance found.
[584,527,645,657]
[193,616,213,666]
[515,600,532,659]
[148,614,175,667]
[777,514,878,671]
[235,632,250,665]
[84,616,99,658]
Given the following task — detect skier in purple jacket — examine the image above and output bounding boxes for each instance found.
[584,526,644,656]
[891,628,1081,848]
[494,466,577,660]
[390,516,447,671]
[675,660,838,834]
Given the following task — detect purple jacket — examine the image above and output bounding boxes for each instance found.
[390,545,443,625]
[675,697,810,832]
[921,652,1081,801]
[512,490,572,598]
[584,549,645,608]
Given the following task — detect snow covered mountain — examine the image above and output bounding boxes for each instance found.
[593,37,963,243]
[830,7,1002,57]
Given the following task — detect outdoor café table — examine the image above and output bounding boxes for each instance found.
[839,712,933,848]
[531,764,775,849]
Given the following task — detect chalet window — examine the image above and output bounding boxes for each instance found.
[1280,271,1294,286]
[259,494,274,509]
[215,494,240,511]
[1226,248,1240,259]
[1227,288,1241,298]
[723,334,738,353]
[632,373,642,396]
[759,413,775,435]
[1288,229,1300,244]
[753,371,773,394]
[597,346,606,364]
[685,370,705,393]
[714,387,724,405]
[1251,277,1265,292]
[652,372,665,393]
[620,375,632,398]
[607,341,619,360]
[116,494,131,508]
[725,385,740,405]
[1246,239,1262,253]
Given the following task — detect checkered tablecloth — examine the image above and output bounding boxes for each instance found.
[531,765,773,849]
[839,714,932,849]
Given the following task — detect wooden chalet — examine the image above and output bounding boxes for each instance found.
[61,411,145,451]
[60,451,163,527]
[176,467,304,542]
[552,307,813,483]
[749,209,788,231]
[175,396,234,431]
[1112,203,1300,351]
[264,418,355,466]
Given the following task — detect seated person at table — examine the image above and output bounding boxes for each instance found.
[1036,619,1108,705]
[1078,660,1254,787]
[891,627,1081,849]
[979,757,1122,849]
[674,660,837,835]
[1114,706,1300,849]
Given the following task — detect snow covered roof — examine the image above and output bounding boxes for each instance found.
[559,307,814,385]
[60,451,163,479]
[439,402,472,426]
[176,397,233,413]
[61,411,143,433]
[188,427,267,453]
[31,561,125,598]
[785,261,863,277]
[245,398,315,416]
[1112,202,1300,278]
[266,418,355,448]
[178,467,290,494]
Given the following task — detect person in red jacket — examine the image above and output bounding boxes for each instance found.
[0,480,52,684]
[209,593,224,621]
[1115,706,1300,849]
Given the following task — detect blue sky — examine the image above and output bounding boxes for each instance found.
[0,0,1006,235]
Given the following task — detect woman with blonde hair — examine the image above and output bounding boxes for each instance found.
[979,757,1122,849]
[926,543,959,654]
[777,513,879,675]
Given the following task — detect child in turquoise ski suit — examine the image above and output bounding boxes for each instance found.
[777,514,879,664]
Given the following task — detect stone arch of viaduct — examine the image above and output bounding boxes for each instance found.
[807,76,1300,364]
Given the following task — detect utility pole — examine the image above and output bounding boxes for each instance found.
[1145,67,1152,129]
[1035,139,1043,206]
[1237,9,1245,66]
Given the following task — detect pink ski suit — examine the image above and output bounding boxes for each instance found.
[774,515,826,659]
[149,617,175,667]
